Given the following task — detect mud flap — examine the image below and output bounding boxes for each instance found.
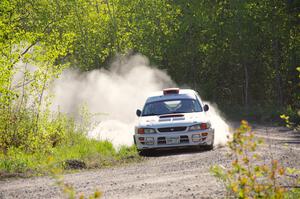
[133,135,137,145]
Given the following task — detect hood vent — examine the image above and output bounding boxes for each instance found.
[159,114,184,118]
[159,118,171,122]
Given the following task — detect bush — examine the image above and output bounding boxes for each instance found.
[0,108,140,177]
[210,121,297,198]
[281,105,300,131]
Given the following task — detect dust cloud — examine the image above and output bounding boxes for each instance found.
[52,54,230,148]
[204,102,231,146]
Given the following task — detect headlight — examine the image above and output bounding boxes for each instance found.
[189,123,211,131]
[137,128,156,134]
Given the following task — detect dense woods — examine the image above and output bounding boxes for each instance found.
[0,0,299,174]
[1,0,299,115]
[63,0,300,113]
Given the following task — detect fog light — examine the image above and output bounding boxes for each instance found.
[192,134,201,142]
[202,132,208,136]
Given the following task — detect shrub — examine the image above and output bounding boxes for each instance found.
[211,121,289,198]
[0,109,141,176]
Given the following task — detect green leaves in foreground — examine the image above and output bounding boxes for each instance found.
[211,121,300,199]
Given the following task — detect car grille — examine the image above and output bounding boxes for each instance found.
[180,135,189,143]
[157,126,187,133]
[157,136,190,145]
[157,137,166,144]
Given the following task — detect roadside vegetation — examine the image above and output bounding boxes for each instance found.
[211,121,300,198]
[0,109,141,177]
[0,0,144,177]
[0,0,298,185]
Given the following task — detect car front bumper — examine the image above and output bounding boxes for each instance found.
[134,128,214,150]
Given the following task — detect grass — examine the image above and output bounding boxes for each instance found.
[0,132,142,178]
[0,108,143,178]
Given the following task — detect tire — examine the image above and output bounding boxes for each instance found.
[204,144,214,150]
[133,135,137,145]
[205,133,214,150]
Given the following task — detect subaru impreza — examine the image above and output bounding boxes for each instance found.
[134,88,214,155]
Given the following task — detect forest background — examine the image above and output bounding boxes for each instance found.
[0,0,299,174]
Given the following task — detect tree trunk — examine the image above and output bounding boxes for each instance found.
[244,64,249,108]
[273,39,283,105]
[106,0,119,52]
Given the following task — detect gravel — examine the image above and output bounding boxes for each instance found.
[0,126,299,199]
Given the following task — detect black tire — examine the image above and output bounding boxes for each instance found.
[204,144,214,151]
[133,135,137,145]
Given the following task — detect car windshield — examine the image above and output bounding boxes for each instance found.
[142,99,202,116]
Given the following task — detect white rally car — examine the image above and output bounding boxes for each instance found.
[134,88,214,155]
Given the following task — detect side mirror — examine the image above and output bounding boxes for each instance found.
[203,104,209,112]
[136,109,142,117]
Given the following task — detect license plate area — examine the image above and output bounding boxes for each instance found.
[166,137,179,145]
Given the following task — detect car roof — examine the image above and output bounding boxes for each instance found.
[145,89,198,104]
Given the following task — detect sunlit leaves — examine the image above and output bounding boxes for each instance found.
[211,121,293,198]
[0,0,75,153]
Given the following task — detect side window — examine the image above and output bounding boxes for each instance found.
[193,100,202,112]
[195,95,203,112]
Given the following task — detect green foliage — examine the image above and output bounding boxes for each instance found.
[211,121,290,198]
[34,0,297,119]
[284,168,300,199]
[116,145,140,161]
[0,119,140,176]
[0,0,75,154]
[280,66,300,130]
[280,110,300,131]
[0,0,298,183]
[0,0,144,178]
[222,105,283,124]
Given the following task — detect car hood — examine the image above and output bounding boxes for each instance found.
[137,112,210,128]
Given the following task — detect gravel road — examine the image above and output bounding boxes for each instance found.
[1,126,300,199]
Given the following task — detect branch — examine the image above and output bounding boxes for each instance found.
[12,79,35,90]
[9,20,55,68]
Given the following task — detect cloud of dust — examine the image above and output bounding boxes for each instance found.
[52,54,231,148]
[204,102,231,146]
[52,54,174,146]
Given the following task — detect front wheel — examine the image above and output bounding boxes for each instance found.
[204,143,214,150]
[133,135,137,145]
[205,133,214,150]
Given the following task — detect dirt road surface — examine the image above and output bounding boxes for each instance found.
[1,126,300,199]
